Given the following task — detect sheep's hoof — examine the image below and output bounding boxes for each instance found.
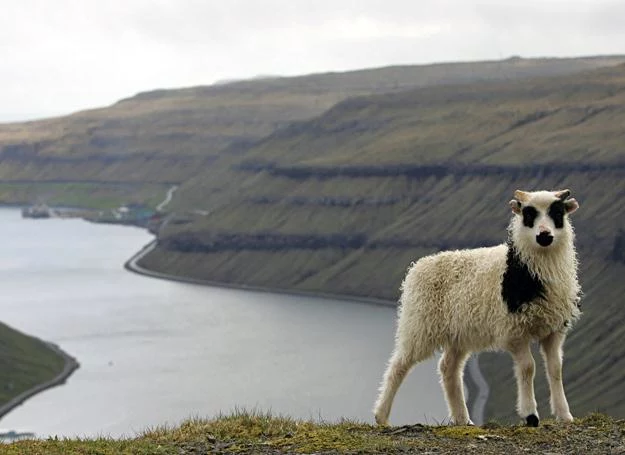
[374,413,388,426]
[525,414,540,427]
[451,418,474,426]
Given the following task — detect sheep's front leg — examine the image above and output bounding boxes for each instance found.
[540,332,574,422]
[508,341,539,426]
[439,348,472,425]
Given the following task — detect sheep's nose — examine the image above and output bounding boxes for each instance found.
[536,231,554,247]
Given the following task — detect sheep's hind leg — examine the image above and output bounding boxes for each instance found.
[508,341,539,426]
[373,337,436,426]
[373,350,415,426]
[439,347,473,425]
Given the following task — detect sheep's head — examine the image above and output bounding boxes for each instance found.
[509,189,579,249]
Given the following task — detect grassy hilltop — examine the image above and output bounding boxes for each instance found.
[3,411,625,454]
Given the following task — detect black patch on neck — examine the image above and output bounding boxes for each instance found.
[548,200,566,229]
[521,206,538,228]
[502,241,545,313]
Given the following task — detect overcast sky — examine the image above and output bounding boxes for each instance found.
[2,0,624,121]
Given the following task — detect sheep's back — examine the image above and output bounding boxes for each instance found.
[398,244,509,350]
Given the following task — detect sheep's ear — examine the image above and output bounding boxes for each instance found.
[564,198,579,214]
[509,199,522,215]
[554,189,571,201]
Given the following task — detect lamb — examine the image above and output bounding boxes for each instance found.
[373,189,581,427]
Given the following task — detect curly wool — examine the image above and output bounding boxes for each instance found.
[395,230,580,360]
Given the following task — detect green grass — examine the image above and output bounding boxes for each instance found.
[0,322,67,406]
[3,411,624,454]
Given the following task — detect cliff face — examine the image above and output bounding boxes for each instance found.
[138,63,625,420]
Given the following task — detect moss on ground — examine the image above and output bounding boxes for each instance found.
[3,411,624,454]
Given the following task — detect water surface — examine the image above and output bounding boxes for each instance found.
[0,208,446,438]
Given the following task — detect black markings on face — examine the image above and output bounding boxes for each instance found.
[548,200,566,229]
[521,206,538,228]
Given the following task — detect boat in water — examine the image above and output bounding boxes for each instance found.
[21,204,52,219]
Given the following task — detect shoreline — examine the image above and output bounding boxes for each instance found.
[125,239,489,424]
[124,240,398,308]
[0,337,79,420]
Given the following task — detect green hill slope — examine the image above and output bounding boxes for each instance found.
[1,56,624,207]
[0,321,74,415]
[138,63,625,421]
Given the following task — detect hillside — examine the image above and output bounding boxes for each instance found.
[147,62,625,292]
[138,62,625,421]
[1,55,624,208]
[3,411,624,454]
[0,321,73,415]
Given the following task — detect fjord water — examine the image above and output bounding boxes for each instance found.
[0,208,446,438]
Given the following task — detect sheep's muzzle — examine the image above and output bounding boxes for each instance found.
[536,231,554,247]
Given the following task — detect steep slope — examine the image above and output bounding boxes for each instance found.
[1,56,624,207]
[139,63,625,420]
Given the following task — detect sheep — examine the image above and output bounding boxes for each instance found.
[373,189,581,427]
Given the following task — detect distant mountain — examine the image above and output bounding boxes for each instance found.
[1,55,624,207]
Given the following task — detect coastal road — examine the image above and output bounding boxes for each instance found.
[124,240,394,306]
[156,185,178,212]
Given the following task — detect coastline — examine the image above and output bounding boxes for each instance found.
[124,239,489,424]
[0,337,79,420]
[124,239,397,308]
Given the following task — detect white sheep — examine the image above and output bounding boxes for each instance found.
[373,189,581,427]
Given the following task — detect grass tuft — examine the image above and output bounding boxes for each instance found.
[4,410,625,454]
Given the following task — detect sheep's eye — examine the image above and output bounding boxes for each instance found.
[548,200,566,229]
[521,206,538,228]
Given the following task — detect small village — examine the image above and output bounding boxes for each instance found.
[21,202,164,232]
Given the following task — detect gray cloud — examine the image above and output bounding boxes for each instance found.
[1,0,623,121]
